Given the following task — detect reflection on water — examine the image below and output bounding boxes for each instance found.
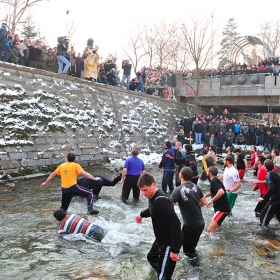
[1,166,280,279]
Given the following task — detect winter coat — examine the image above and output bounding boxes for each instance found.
[8,46,20,64]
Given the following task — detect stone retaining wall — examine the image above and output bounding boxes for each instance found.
[0,62,191,175]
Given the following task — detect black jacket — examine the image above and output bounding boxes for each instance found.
[75,57,84,71]
[122,61,132,75]
[57,42,69,57]
[140,189,182,254]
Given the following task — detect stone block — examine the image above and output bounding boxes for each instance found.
[36,159,47,166]
[9,153,27,160]
[84,154,95,161]
[0,160,11,169]
[0,155,9,161]
[21,159,36,167]
[45,158,57,165]
[35,138,47,144]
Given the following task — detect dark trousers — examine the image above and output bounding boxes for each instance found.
[161,170,174,193]
[248,133,254,145]
[121,174,140,200]
[260,133,265,145]
[254,195,267,214]
[76,69,82,78]
[217,144,223,154]
[147,240,177,280]
[61,184,93,211]
[182,223,204,255]
[260,201,280,226]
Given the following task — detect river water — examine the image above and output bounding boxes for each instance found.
[1,163,280,280]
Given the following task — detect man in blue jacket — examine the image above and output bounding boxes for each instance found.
[158,141,175,193]
[0,23,12,62]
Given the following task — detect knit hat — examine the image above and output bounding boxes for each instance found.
[1,23,7,27]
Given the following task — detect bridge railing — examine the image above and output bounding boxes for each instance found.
[220,73,266,87]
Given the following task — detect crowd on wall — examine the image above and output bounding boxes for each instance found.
[1,22,280,96]
[181,58,280,79]
[179,108,280,154]
[0,24,177,96]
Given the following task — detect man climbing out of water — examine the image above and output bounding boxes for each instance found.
[78,173,121,200]
[205,166,231,233]
[53,209,104,241]
[40,152,101,215]
[170,167,206,265]
[136,173,182,280]
[258,159,280,234]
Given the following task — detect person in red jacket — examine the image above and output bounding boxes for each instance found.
[250,146,259,176]
[249,155,268,217]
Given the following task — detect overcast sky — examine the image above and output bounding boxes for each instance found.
[2,0,279,67]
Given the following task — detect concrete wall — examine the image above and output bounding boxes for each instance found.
[0,62,191,174]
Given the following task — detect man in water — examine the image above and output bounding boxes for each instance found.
[205,166,231,233]
[170,167,206,265]
[158,141,175,193]
[233,148,248,182]
[40,152,101,215]
[219,155,241,213]
[120,149,145,203]
[249,156,268,218]
[78,174,121,199]
[136,173,182,280]
[258,159,280,234]
[53,209,104,241]
[174,142,186,187]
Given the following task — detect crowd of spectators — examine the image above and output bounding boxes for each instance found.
[1,23,280,96]
[181,58,280,80]
[0,28,177,96]
[178,108,280,153]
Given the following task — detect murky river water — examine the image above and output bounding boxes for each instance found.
[1,164,280,280]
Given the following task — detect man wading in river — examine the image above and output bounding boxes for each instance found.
[136,173,182,280]
[40,152,101,215]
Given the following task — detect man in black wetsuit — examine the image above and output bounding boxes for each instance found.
[136,173,182,280]
[78,174,121,199]
[258,159,280,234]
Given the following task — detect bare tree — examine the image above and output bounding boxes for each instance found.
[166,29,191,74]
[121,27,146,75]
[180,16,218,108]
[65,18,76,46]
[0,0,48,33]
[152,21,178,68]
[257,20,280,57]
[141,25,157,68]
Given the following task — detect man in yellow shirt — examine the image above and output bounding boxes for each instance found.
[41,153,101,215]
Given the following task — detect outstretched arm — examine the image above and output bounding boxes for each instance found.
[41,172,57,188]
[81,170,101,181]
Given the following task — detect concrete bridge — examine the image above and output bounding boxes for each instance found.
[177,74,280,114]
